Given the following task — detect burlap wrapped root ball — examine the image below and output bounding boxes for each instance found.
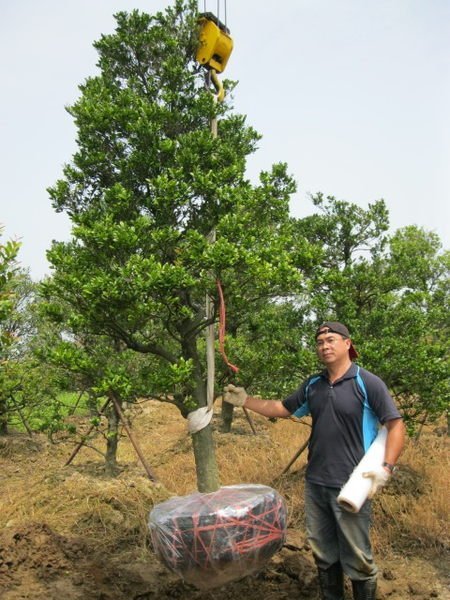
[149,484,287,590]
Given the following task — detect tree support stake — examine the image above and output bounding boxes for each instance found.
[279,436,310,476]
[109,394,159,482]
[65,397,111,467]
[243,407,257,435]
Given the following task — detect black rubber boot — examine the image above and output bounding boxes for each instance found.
[317,563,344,600]
[351,576,377,600]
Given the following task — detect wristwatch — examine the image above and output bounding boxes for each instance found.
[382,462,396,473]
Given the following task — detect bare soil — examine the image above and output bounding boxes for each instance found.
[0,520,448,600]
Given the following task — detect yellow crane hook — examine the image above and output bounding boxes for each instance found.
[195,12,233,103]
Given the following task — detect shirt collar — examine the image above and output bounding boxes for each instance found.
[322,362,358,383]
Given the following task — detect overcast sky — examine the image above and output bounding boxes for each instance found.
[1,0,449,280]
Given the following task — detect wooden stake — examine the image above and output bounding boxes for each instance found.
[110,395,158,482]
[280,437,310,476]
[243,407,257,435]
[64,397,111,466]
[64,398,109,467]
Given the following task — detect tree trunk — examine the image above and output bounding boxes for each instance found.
[0,398,8,435]
[414,410,429,443]
[10,394,33,437]
[221,400,234,433]
[183,335,221,492]
[105,395,120,477]
[191,424,220,492]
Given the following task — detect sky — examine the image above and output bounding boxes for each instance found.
[1,0,449,280]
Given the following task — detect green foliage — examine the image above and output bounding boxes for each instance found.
[359,228,449,429]
[7,391,89,438]
[28,396,75,437]
[298,193,389,268]
[297,197,449,432]
[220,301,317,399]
[0,265,66,436]
[43,1,306,421]
[0,227,21,357]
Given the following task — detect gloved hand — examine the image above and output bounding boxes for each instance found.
[362,466,391,499]
[223,384,248,407]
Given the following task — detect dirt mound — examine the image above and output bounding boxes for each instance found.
[0,521,162,600]
[385,463,431,498]
[1,523,446,600]
[0,523,318,600]
[0,523,88,599]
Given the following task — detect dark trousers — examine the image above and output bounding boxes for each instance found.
[305,481,378,581]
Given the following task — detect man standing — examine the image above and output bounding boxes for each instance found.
[223,321,405,600]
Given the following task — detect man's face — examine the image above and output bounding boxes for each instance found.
[315,331,351,365]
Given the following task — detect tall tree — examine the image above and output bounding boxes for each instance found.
[43,2,304,490]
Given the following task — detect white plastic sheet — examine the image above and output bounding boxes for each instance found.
[187,406,213,433]
[337,427,387,513]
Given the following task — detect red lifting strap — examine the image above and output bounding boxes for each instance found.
[216,280,239,373]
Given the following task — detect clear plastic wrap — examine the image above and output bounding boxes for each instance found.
[148,484,287,590]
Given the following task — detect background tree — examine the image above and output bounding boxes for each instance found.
[297,197,449,434]
[0,227,21,353]
[295,192,390,328]
[0,229,23,434]
[361,227,449,435]
[0,271,68,437]
[39,327,159,474]
[217,294,318,433]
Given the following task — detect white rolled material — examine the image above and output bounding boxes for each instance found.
[337,427,387,513]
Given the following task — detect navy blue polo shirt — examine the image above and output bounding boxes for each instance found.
[282,363,401,487]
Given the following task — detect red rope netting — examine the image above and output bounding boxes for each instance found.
[149,484,287,590]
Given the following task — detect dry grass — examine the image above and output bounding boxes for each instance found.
[373,429,449,556]
[1,399,448,566]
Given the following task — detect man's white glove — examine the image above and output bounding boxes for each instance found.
[362,466,391,499]
[223,384,248,407]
